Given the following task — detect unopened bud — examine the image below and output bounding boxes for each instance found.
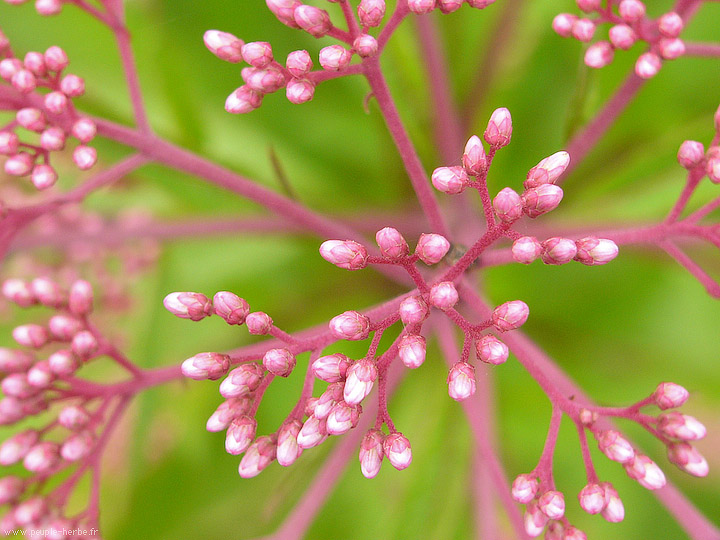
[491,300,529,331]
[319,240,368,270]
[447,362,476,401]
[484,107,512,148]
[475,334,509,365]
[330,311,370,341]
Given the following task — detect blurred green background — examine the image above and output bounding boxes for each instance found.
[1,1,719,539]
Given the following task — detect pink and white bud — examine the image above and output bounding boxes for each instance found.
[0,431,39,466]
[30,277,64,308]
[511,473,539,503]
[525,151,570,188]
[484,107,512,148]
[276,419,303,466]
[0,476,24,505]
[585,41,614,69]
[429,281,458,310]
[579,408,598,426]
[676,140,704,169]
[0,348,35,373]
[182,352,230,381]
[0,59,23,82]
[493,187,523,223]
[297,415,328,449]
[44,46,68,71]
[376,227,409,259]
[16,108,46,132]
[206,397,252,432]
[26,361,54,388]
[225,415,257,455]
[538,490,565,520]
[462,135,487,176]
[0,396,25,425]
[600,482,625,522]
[447,361,476,401]
[438,0,463,13]
[0,131,20,156]
[13,324,49,349]
[407,0,436,15]
[294,5,332,37]
[415,233,450,265]
[266,0,302,28]
[35,0,63,16]
[60,430,93,461]
[238,435,276,478]
[286,78,315,104]
[552,14,577,38]
[597,430,635,463]
[398,334,426,369]
[359,428,385,478]
[667,442,708,477]
[330,311,370,341]
[608,24,637,50]
[48,350,79,377]
[64,280,92,317]
[571,18,595,42]
[475,334,509,365]
[658,12,684,38]
[11,69,37,93]
[43,91,68,115]
[48,314,83,341]
[242,67,286,93]
[246,311,273,334]
[522,184,564,218]
[319,45,352,71]
[523,500,549,537]
[563,526,588,540]
[658,38,685,60]
[312,353,352,382]
[4,152,35,177]
[23,441,60,473]
[578,483,606,514]
[212,291,249,325]
[319,240,368,270]
[219,363,264,398]
[658,412,706,441]
[491,300,529,331]
[13,496,46,527]
[576,0,601,12]
[59,73,84,97]
[40,126,66,151]
[541,237,577,265]
[225,86,263,114]
[358,0,385,27]
[343,358,378,404]
[30,164,58,190]
[58,405,90,430]
[383,432,412,470]
[635,52,662,79]
[618,0,645,23]
[163,291,212,321]
[574,237,619,266]
[203,30,244,63]
[263,348,296,377]
[624,454,666,490]
[286,50,312,77]
[326,401,361,435]
[707,149,720,184]
[2,279,35,307]
[73,145,97,170]
[242,42,273,68]
[1,374,37,399]
[71,330,98,359]
[71,118,97,143]
[353,34,378,58]
[546,521,565,540]
[431,165,469,195]
[314,383,344,420]
[512,236,543,264]
[653,382,689,409]
[399,295,429,325]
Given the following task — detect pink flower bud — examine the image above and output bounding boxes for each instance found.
[44,46,68,71]
[511,473,539,503]
[163,291,212,321]
[1,58,23,82]
[574,237,619,266]
[48,349,79,377]
[263,348,296,377]
[68,279,93,316]
[462,135,487,176]
[286,50,313,77]
[35,0,62,15]
[578,483,606,514]
[635,52,662,79]
[658,412,706,441]
[398,334,426,369]
[0,476,24,505]
[294,5,332,37]
[707,149,720,184]
[676,140,704,169]
[522,184,563,218]
[330,310,370,341]
[0,348,35,373]
[493,187,523,223]
[475,334,509,365]
[0,131,20,156]
[398,295,429,325]
[608,24,637,50]
[314,383,344,420]
[585,41,614,69]
[429,281,458,310]
[552,14,577,38]
[48,314,83,341]
[0,431,39,465]
[266,0,302,28]
[343,358,377,404]
[383,432,412,470]
[238,435,276,478]
[59,73,84,97]
[60,430,93,461]
[23,441,60,473]
[447,361,476,401]
[219,363,264,398]
[408,0,435,14]
[319,239,368,270]
[286,78,315,104]
[40,126,66,151]
[597,430,635,463]
[43,91,68,115]
[2,279,35,307]
[1,374,37,399]
[525,151,570,188]
[11,69,36,93]
[26,361,54,388]
[538,490,565,520]
[16,108,46,132]
[71,117,97,143]
[541,237,577,265]
[523,500,549,537]
[0,396,25,425]
[225,86,263,114]
[667,442,708,477]
[376,227,409,259]
[246,311,273,334]
[326,401,361,435]
[243,67,286,93]
[73,145,97,170]
[58,405,90,430]
[182,352,230,381]
[319,45,352,71]
[212,291,249,325]
[484,107,512,148]
[4,152,35,177]
[600,482,624,522]
[71,330,99,359]
[438,0,463,13]
[512,236,543,264]
[31,164,58,190]
[277,419,303,466]
[358,0,385,27]
[491,300,529,331]
[658,38,685,60]
[415,233,450,265]
[353,34,378,58]
[653,382,689,409]
[576,0,601,12]
[658,12,684,38]
[618,0,645,23]
[203,30,244,63]
[225,415,257,455]
[13,324,49,349]
[312,353,352,382]
[624,454,667,489]
[571,18,595,42]
[206,398,252,432]
[30,277,64,307]
[242,42,273,68]
[297,415,327,449]
[564,526,588,540]
[13,496,46,527]
[359,428,385,478]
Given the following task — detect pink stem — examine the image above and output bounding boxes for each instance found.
[658,239,720,297]
[113,24,152,133]
[683,42,720,57]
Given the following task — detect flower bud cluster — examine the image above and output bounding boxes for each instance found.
[677,140,720,184]
[407,0,497,15]
[511,235,619,266]
[553,1,686,78]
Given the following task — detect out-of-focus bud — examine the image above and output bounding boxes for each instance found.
[608,24,636,49]
[0,476,24,505]
[447,361,476,401]
[571,18,595,42]
[585,41,614,69]
[44,46,68,71]
[552,14,577,38]
[330,311,370,341]
[16,108,46,132]
[48,349,80,377]
[312,353,352,382]
[26,361,54,389]
[415,233,450,265]
[522,184,564,218]
[429,281,458,310]
[359,428,385,478]
[653,382,689,409]
[578,483,606,514]
[203,30,244,63]
[343,358,378,404]
[36,0,63,16]
[31,277,64,308]
[667,442,708,477]
[58,405,90,431]
[491,300,529,331]
[431,166,468,195]
[60,430,93,461]
[484,107,512,148]
[219,363,264,398]
[576,0,601,12]
[407,0,435,14]
[0,131,20,156]
[13,324,49,349]
[475,334,508,365]
[624,454,667,490]
[163,291,212,321]
[40,126,66,151]
[574,237,619,266]
[48,314,83,341]
[523,500,549,537]
[44,91,68,115]
[246,311,273,334]
[71,118,97,143]
[538,490,565,520]
[707,148,720,183]
[319,240,368,270]
[67,280,93,316]
[286,49,313,77]
[376,227,409,259]
[0,430,39,465]
[319,45,352,71]
[0,348,35,373]
[398,334,426,369]
[512,236,543,264]
[635,52,662,79]
[4,152,34,177]
[493,187,523,223]
[618,0,645,23]
[294,5,332,37]
[658,12,684,38]
[11,69,37,94]
[2,279,35,307]
[73,145,97,170]
[13,496,46,528]
[182,352,230,381]
[438,0,463,13]
[59,73,85,97]
[383,432,412,470]
[676,140,704,169]
[225,415,257,455]
[600,482,625,522]
[71,330,98,360]
[511,473,539,503]
[238,436,276,478]
[23,441,60,473]
[399,295,429,325]
[658,38,685,60]
[658,412,706,441]
[358,0,385,27]
[541,237,577,265]
[462,135,487,176]
[597,430,635,464]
